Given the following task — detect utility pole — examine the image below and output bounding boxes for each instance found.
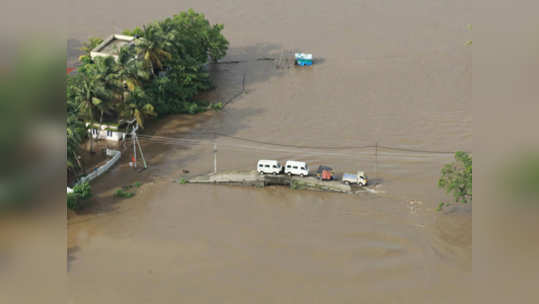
[375,141,378,180]
[213,142,217,174]
[136,134,147,169]
[130,122,147,169]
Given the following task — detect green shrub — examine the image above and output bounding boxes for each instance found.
[134,181,142,188]
[178,178,188,184]
[67,182,92,210]
[208,102,223,111]
[73,182,92,200]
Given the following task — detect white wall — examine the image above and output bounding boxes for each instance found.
[87,123,126,142]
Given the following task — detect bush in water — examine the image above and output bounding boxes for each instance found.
[67,182,92,210]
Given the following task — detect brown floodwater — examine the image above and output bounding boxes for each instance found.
[68,0,471,303]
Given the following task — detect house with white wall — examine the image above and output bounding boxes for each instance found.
[86,122,127,142]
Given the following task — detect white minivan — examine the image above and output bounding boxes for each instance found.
[284,160,309,177]
[257,160,283,175]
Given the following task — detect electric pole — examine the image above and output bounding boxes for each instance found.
[136,134,147,169]
[213,142,217,174]
[375,141,378,180]
[130,122,147,169]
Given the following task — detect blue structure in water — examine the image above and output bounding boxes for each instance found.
[295,53,313,66]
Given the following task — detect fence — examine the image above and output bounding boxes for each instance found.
[67,149,121,193]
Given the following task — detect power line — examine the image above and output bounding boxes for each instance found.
[136,133,470,154]
[134,134,461,163]
[191,132,469,154]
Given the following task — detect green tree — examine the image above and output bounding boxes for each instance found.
[79,37,104,61]
[69,64,111,152]
[92,56,120,123]
[438,151,472,204]
[116,46,149,92]
[135,24,172,75]
[208,23,229,62]
[115,47,156,128]
[67,99,86,174]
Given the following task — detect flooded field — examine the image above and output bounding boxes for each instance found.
[68,0,471,303]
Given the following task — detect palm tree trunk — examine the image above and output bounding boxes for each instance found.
[90,131,94,153]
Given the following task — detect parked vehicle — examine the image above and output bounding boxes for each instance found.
[284,160,309,177]
[257,160,283,175]
[342,171,368,186]
[316,165,335,180]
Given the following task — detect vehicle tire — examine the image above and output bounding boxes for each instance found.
[300,174,305,178]
[287,172,292,176]
[272,172,277,175]
[344,181,350,185]
[260,171,264,175]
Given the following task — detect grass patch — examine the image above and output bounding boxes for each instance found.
[290,180,306,190]
[436,202,445,211]
[208,102,224,111]
[115,189,135,198]
[134,181,142,188]
[178,178,188,184]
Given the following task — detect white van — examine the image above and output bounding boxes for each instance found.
[257,160,283,175]
[284,160,309,177]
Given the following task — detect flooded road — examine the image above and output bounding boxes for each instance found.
[68,0,471,303]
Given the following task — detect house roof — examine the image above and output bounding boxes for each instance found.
[66,67,77,75]
[90,34,136,60]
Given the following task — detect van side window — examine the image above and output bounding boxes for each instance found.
[287,165,291,168]
[293,166,298,169]
[265,165,270,168]
[301,167,305,170]
[259,164,263,167]
[273,165,278,168]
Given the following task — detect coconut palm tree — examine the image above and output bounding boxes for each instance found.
[70,65,110,152]
[135,24,172,75]
[67,95,86,174]
[91,56,121,123]
[115,46,156,128]
[116,47,149,93]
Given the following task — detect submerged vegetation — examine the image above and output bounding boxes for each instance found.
[67,9,229,179]
[114,189,135,198]
[114,182,144,198]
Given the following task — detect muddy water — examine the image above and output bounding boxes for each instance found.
[68,0,471,303]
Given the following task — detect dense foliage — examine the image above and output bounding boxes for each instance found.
[67,9,228,177]
[67,182,92,210]
[438,152,472,205]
